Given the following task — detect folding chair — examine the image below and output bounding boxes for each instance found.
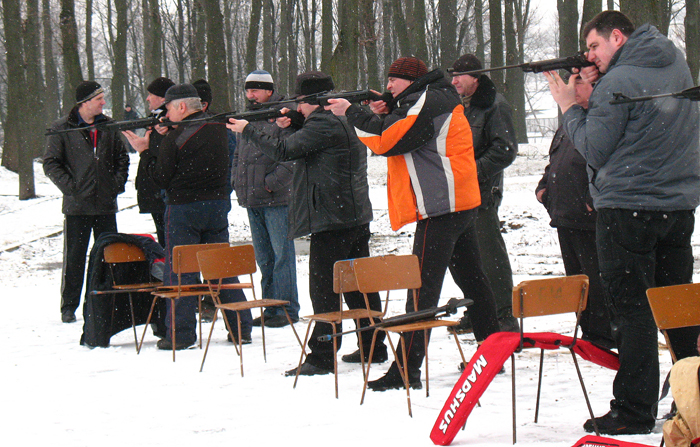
[510,274,598,443]
[140,242,229,362]
[357,255,466,417]
[197,245,303,377]
[91,242,163,352]
[647,282,700,362]
[292,256,394,398]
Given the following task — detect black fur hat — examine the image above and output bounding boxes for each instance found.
[294,71,334,97]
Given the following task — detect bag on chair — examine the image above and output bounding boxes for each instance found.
[664,357,700,447]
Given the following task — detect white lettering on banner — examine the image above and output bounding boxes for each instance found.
[438,355,488,434]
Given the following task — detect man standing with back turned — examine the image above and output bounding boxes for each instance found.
[44,81,129,324]
[546,10,700,434]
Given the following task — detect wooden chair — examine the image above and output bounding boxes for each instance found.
[292,256,394,398]
[647,282,700,362]
[92,242,163,352]
[509,275,598,443]
[140,242,229,361]
[197,245,303,377]
[358,255,466,417]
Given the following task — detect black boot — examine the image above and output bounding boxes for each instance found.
[367,362,422,391]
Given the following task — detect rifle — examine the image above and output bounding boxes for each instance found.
[316,297,473,342]
[447,52,595,77]
[609,85,700,104]
[249,89,393,110]
[45,107,285,136]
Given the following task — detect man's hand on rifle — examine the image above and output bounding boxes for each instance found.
[226,118,249,133]
[275,107,292,128]
[153,123,169,135]
[324,98,351,116]
[122,129,151,154]
[544,71,577,114]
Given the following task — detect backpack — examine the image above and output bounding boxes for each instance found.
[664,357,700,447]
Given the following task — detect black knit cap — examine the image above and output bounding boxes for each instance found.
[162,83,200,105]
[294,71,334,97]
[448,54,483,76]
[147,77,175,98]
[75,81,104,104]
[192,79,212,105]
[387,57,428,81]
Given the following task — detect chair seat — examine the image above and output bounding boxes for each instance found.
[217,299,290,312]
[112,282,163,290]
[380,319,459,333]
[305,309,383,324]
[152,290,211,299]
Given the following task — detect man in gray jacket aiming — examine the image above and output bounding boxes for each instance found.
[547,10,700,435]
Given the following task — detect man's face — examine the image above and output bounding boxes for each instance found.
[296,97,318,118]
[246,89,273,104]
[146,93,165,111]
[79,93,106,121]
[586,29,626,74]
[387,77,412,97]
[165,100,187,123]
[574,78,594,109]
[451,74,479,97]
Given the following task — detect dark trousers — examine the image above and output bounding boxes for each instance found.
[399,210,500,375]
[305,224,387,370]
[61,214,118,313]
[163,200,252,344]
[475,206,514,319]
[597,208,698,424]
[557,227,614,347]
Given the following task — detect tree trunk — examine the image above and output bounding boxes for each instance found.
[329,0,360,89]
[503,0,526,143]
[620,0,670,35]
[558,0,579,57]
[143,0,163,83]
[111,0,128,121]
[489,0,504,90]
[85,0,95,80]
[201,0,231,110]
[24,0,46,167]
[382,0,393,76]
[320,0,333,72]
[439,0,458,68]
[59,0,83,114]
[411,0,429,62]
[43,0,61,120]
[393,0,411,57]
[475,0,485,62]
[287,0,299,90]
[262,0,274,74]
[279,0,290,94]
[580,0,601,49]
[687,0,700,83]
[245,0,263,74]
[360,0,380,88]
[190,0,206,80]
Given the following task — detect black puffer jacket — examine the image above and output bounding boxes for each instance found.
[232,93,295,208]
[464,75,517,208]
[135,107,167,213]
[536,126,596,231]
[241,108,373,239]
[44,106,129,215]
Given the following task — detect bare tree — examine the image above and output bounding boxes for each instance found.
[86,0,95,79]
[43,0,61,120]
[360,0,380,88]
[621,0,672,35]
[439,0,459,67]
[490,0,505,89]
[328,0,360,89]
[59,0,84,114]
[559,0,578,56]
[201,0,231,109]
[687,0,700,82]
[143,0,163,83]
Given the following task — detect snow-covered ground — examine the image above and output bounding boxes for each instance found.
[1,139,691,447]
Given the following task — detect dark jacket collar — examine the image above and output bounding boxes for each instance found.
[68,105,110,128]
[469,75,497,109]
[393,69,451,105]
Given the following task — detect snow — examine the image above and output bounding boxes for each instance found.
[0,141,690,447]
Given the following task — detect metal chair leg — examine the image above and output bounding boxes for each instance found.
[200,309,220,372]
[294,322,314,389]
[138,297,159,354]
[511,354,516,444]
[570,348,599,436]
[534,348,544,423]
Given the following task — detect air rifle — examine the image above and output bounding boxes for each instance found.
[609,85,700,104]
[249,89,393,110]
[316,297,473,342]
[447,52,594,77]
[45,107,285,136]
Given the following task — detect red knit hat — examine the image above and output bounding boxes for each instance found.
[388,57,428,81]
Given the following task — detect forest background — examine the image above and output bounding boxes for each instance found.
[0,0,696,201]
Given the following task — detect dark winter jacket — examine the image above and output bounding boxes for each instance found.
[536,127,596,231]
[233,93,295,208]
[464,75,518,209]
[241,108,373,239]
[135,106,167,213]
[139,111,230,205]
[563,24,700,211]
[44,106,129,215]
[346,69,481,230]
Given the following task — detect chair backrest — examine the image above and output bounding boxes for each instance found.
[512,275,589,319]
[104,242,146,263]
[172,243,229,275]
[196,244,257,281]
[647,283,700,331]
[352,255,422,294]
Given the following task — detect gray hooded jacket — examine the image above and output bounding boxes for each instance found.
[563,24,700,211]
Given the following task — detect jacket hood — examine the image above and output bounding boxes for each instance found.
[471,75,497,109]
[610,24,676,70]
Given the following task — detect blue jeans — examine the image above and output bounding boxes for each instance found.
[247,206,299,320]
[164,199,252,343]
